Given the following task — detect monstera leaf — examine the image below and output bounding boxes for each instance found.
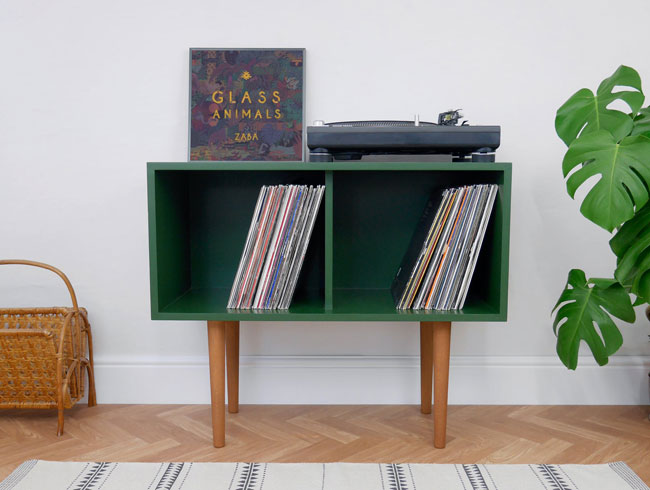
[610,202,650,302]
[631,107,650,137]
[562,130,650,231]
[555,65,644,146]
[553,269,635,369]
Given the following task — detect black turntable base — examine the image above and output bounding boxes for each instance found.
[306,118,500,163]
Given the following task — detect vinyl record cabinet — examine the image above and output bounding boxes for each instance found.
[147,161,512,448]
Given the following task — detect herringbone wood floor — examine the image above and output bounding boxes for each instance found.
[1,405,649,483]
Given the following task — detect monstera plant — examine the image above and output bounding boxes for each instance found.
[553,65,650,369]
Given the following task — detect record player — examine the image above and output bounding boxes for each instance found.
[307,111,500,163]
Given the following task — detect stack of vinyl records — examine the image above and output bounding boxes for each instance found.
[228,184,325,310]
[391,184,498,310]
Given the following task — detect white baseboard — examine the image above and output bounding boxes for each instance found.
[93,355,650,405]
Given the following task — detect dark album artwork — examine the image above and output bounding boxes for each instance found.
[189,48,304,161]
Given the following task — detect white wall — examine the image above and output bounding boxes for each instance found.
[1,0,649,405]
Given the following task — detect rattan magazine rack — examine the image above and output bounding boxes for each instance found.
[0,260,96,435]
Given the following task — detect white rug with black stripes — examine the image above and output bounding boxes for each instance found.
[1,461,647,490]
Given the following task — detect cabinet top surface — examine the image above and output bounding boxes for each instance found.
[148,161,512,172]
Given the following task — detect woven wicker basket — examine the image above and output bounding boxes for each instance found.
[0,260,96,435]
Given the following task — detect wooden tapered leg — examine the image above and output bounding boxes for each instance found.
[432,321,451,448]
[207,321,226,448]
[420,322,433,414]
[225,321,240,414]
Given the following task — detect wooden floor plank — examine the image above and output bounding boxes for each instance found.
[0,405,648,483]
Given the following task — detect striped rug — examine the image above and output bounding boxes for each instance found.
[1,460,647,490]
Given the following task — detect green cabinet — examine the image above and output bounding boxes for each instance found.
[147,161,511,322]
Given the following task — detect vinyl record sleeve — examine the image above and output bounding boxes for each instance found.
[279,187,318,309]
[444,185,490,309]
[189,48,305,161]
[272,186,310,309]
[228,186,268,308]
[456,185,498,309]
[419,187,468,309]
[434,185,482,309]
[280,186,324,309]
[390,190,446,308]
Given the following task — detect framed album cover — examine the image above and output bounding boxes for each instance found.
[189,48,305,161]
